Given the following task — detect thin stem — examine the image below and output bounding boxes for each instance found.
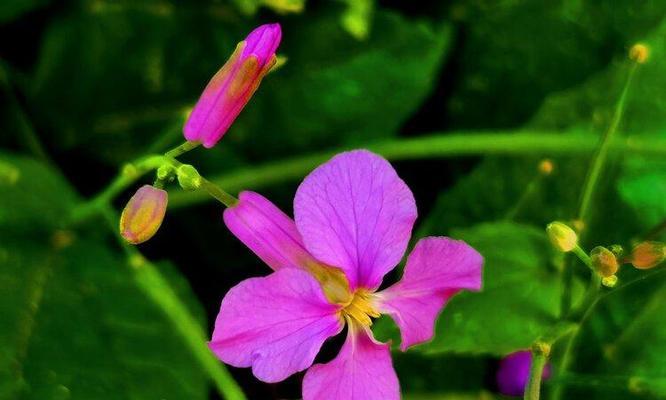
[554,59,642,400]
[524,343,550,400]
[571,245,592,270]
[200,177,238,207]
[168,131,666,208]
[578,62,638,223]
[69,155,168,224]
[100,207,246,400]
[0,61,52,164]
[164,156,238,207]
[165,140,201,158]
[505,174,543,221]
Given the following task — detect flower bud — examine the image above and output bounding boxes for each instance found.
[629,43,649,64]
[184,23,281,148]
[176,164,202,191]
[602,275,618,288]
[630,241,665,270]
[590,246,619,277]
[119,185,168,244]
[546,222,578,252]
[538,159,554,175]
[156,164,175,181]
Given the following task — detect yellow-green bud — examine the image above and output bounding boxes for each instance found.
[546,222,578,252]
[629,43,649,64]
[119,185,168,244]
[602,275,618,288]
[176,164,202,191]
[590,246,619,277]
[156,164,175,181]
[630,241,666,270]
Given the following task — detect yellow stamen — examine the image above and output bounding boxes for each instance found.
[341,289,381,327]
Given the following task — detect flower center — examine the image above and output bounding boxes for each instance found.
[305,261,353,304]
[341,289,381,327]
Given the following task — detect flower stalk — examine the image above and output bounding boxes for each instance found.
[524,342,551,400]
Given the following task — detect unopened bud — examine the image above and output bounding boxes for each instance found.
[590,246,619,277]
[609,244,624,258]
[629,43,649,64]
[176,164,202,190]
[119,185,168,244]
[630,241,665,270]
[602,275,618,288]
[546,222,578,252]
[156,164,175,181]
[538,159,554,175]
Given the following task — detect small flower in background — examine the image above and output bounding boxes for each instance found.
[210,150,483,399]
[119,185,168,244]
[546,221,578,252]
[497,350,552,397]
[630,241,665,270]
[183,23,282,148]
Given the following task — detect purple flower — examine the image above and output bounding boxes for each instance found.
[183,23,281,148]
[210,150,484,399]
[497,350,552,397]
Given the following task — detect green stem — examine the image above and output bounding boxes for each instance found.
[554,59,641,400]
[200,177,238,207]
[100,207,246,400]
[69,155,168,224]
[578,63,639,223]
[505,173,543,221]
[168,131,666,208]
[524,343,550,400]
[571,245,593,270]
[165,140,201,158]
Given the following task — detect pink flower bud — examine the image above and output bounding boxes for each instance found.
[184,23,282,148]
[631,241,666,270]
[120,185,168,244]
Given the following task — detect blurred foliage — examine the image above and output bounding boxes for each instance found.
[1,0,666,399]
[0,152,209,399]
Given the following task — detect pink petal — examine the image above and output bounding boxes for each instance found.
[376,237,483,351]
[302,327,399,400]
[241,23,282,65]
[223,191,316,271]
[209,269,343,383]
[294,150,417,290]
[184,24,280,148]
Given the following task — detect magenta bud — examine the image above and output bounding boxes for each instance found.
[183,23,282,148]
[119,185,168,244]
[497,350,552,397]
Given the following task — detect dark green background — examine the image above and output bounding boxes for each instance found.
[1,0,665,399]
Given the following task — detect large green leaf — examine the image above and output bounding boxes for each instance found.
[376,222,579,355]
[526,17,666,230]
[0,153,209,399]
[556,269,666,399]
[0,153,79,232]
[0,0,50,23]
[27,6,450,165]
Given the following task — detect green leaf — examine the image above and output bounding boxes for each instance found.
[27,7,450,164]
[0,152,79,232]
[233,8,452,158]
[232,0,305,15]
[0,0,49,23]
[526,18,666,230]
[559,269,666,399]
[0,154,209,399]
[376,222,581,355]
[0,235,208,399]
